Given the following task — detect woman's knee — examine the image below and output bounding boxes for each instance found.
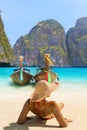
[58,103,64,109]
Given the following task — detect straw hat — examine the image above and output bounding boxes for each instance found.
[30,80,59,102]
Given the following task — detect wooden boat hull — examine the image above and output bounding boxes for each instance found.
[34,71,58,83]
[10,70,33,85]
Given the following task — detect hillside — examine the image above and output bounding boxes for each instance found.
[13,19,68,67]
[66,17,87,67]
[0,14,15,66]
[0,15,87,67]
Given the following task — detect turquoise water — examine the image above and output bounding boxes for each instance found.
[52,67,87,83]
[0,67,87,92]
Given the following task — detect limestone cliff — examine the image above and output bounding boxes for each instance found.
[66,17,87,67]
[13,19,68,67]
[0,14,15,66]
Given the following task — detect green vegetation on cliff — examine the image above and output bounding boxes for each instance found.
[0,14,15,64]
[13,19,68,66]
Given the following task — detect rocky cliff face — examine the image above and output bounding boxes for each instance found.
[0,15,15,66]
[13,19,68,67]
[66,17,87,67]
[1,15,86,67]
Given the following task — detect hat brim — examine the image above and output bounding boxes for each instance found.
[30,80,59,102]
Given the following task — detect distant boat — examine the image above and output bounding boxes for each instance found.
[34,54,59,83]
[10,56,33,85]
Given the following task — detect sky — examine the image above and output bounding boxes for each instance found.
[0,0,87,47]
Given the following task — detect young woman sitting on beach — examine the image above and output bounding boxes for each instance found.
[17,80,72,127]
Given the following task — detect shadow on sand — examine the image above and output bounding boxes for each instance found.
[3,116,60,130]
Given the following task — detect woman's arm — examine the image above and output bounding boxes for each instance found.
[17,99,30,124]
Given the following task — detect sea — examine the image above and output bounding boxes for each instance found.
[0,67,87,95]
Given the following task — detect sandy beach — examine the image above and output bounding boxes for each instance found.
[0,86,87,130]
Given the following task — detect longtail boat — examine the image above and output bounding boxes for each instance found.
[10,56,33,85]
[34,54,59,83]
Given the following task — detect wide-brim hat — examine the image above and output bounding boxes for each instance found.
[30,80,59,102]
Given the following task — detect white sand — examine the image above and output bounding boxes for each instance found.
[0,86,87,130]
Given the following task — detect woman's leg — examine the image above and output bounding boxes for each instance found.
[58,103,72,123]
[52,101,68,127]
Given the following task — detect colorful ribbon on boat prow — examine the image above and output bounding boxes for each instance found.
[44,70,51,83]
[19,69,23,81]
